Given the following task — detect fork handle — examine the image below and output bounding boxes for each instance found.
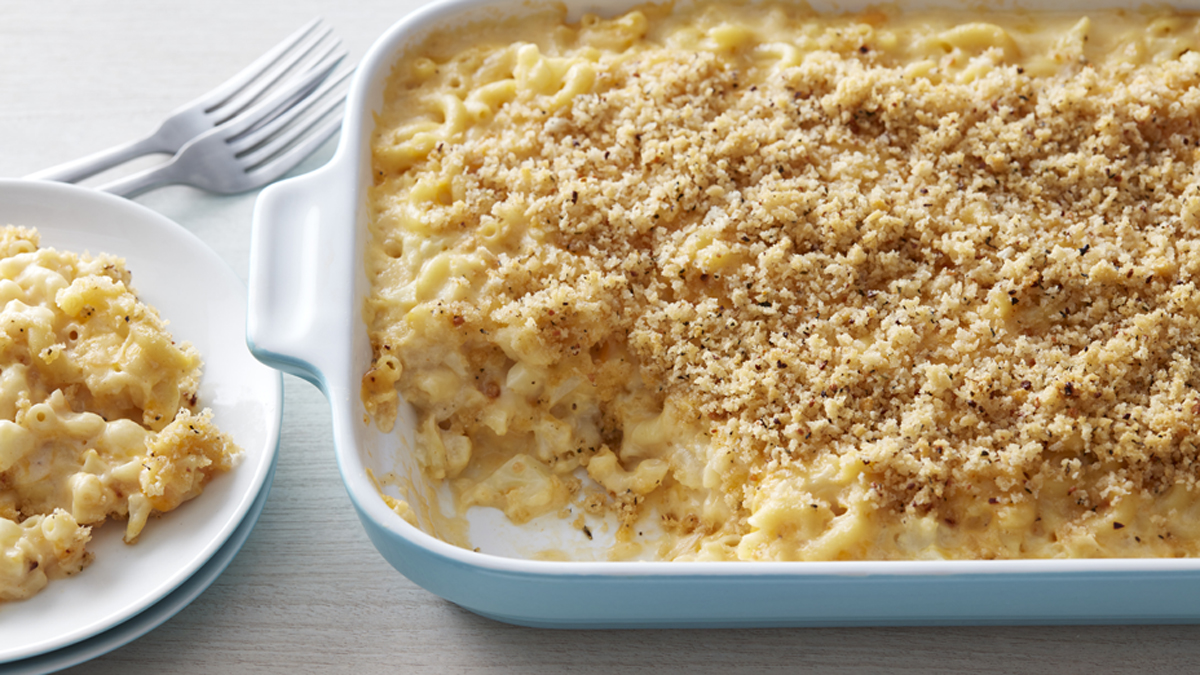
[25,132,171,184]
[94,157,184,198]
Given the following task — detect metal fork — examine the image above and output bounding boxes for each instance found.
[27,19,350,195]
[95,53,351,197]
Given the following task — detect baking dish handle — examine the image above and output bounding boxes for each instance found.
[246,161,356,391]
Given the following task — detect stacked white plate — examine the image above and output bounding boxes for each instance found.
[0,180,282,673]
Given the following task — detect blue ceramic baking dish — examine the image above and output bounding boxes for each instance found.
[247,0,1200,627]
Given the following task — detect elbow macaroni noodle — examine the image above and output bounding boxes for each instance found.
[365,3,1200,561]
[0,226,240,601]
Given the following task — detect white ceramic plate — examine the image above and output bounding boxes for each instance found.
[0,179,282,663]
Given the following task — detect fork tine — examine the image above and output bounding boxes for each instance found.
[216,46,347,143]
[194,17,324,113]
[246,112,346,184]
[209,24,339,125]
[236,79,348,171]
[231,68,352,162]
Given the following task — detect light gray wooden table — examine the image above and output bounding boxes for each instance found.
[3,1,1200,672]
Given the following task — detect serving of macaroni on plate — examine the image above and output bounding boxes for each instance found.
[0,226,240,601]
[363,1,1200,561]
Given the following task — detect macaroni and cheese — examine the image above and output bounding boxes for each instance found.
[0,226,240,601]
[364,3,1200,561]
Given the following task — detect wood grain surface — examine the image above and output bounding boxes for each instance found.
[3,1,1200,672]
